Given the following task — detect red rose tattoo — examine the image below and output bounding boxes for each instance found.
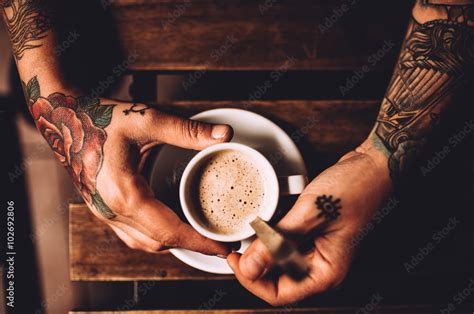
[24,77,116,219]
[30,96,106,199]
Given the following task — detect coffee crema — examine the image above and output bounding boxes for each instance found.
[193,150,265,235]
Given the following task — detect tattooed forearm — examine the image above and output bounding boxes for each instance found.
[123,103,150,116]
[372,0,474,182]
[23,76,117,219]
[1,0,53,59]
[316,195,341,221]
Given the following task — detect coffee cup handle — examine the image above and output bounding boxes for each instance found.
[278,175,308,196]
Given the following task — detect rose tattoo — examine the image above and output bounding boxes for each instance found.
[24,76,116,219]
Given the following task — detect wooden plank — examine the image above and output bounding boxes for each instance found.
[69,305,433,313]
[109,0,410,71]
[69,203,231,281]
[70,100,379,281]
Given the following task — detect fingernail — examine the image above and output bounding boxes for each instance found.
[211,125,230,139]
[217,254,227,259]
[242,254,265,280]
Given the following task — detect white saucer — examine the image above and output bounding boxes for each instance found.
[149,108,307,274]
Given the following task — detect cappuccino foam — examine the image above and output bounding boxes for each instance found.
[194,150,265,234]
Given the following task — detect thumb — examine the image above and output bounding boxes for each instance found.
[173,221,234,256]
[238,238,275,280]
[150,112,233,150]
[237,195,318,281]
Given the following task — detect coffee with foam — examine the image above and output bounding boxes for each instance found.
[192,150,265,235]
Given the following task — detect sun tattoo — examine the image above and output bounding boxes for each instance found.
[23,77,117,219]
[316,195,342,221]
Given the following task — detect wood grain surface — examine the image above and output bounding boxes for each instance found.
[69,203,230,281]
[108,0,411,71]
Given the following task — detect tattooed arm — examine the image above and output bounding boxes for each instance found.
[2,0,234,255]
[228,0,473,306]
[372,0,474,182]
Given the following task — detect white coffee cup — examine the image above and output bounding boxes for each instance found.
[179,143,307,242]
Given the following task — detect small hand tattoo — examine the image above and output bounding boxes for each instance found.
[123,103,150,116]
[316,194,341,221]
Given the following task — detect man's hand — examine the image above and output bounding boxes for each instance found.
[1,0,235,256]
[228,0,473,305]
[228,140,392,305]
[25,76,234,256]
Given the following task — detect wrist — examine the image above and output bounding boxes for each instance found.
[352,134,393,193]
[355,133,392,187]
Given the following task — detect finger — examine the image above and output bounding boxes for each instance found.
[228,253,319,306]
[239,238,275,280]
[137,110,233,150]
[123,194,233,256]
[109,225,141,250]
[110,221,163,253]
[100,170,232,256]
[229,251,338,306]
[228,253,279,304]
[239,192,326,281]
